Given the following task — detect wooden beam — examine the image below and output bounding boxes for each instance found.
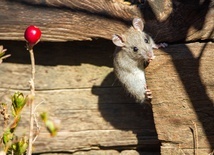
[0,0,213,42]
[147,42,214,154]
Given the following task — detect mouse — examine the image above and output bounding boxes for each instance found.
[112,17,162,104]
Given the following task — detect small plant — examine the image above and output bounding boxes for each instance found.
[1,26,59,155]
[1,92,28,154]
[24,25,41,155]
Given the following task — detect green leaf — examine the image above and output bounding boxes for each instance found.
[0,50,5,58]
[45,120,58,137]
[40,112,48,122]
[11,92,27,116]
[0,45,10,64]
[10,137,28,155]
[40,112,60,136]
[2,130,13,145]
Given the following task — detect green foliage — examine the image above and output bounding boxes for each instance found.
[1,93,28,154]
[0,46,29,154]
[1,94,59,154]
[0,44,58,154]
[11,92,27,117]
[0,45,10,64]
[11,137,28,155]
[2,130,13,145]
[0,46,7,58]
[40,112,59,137]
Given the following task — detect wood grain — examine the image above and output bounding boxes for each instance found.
[147,42,214,154]
[0,40,158,154]
[0,88,158,153]
[0,0,213,42]
[0,40,214,154]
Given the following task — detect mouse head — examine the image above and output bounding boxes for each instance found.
[112,18,157,62]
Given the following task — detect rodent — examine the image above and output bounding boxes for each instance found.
[112,17,158,104]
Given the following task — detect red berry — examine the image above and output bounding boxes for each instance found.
[24,25,41,45]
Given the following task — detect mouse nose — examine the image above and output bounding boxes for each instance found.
[147,51,154,58]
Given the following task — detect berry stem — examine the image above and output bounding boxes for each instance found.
[27,46,35,155]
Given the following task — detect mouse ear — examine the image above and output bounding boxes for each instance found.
[132,18,144,31]
[112,34,125,47]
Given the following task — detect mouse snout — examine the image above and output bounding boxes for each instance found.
[147,51,154,58]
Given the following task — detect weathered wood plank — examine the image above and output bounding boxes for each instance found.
[0,40,115,89]
[147,42,214,154]
[0,0,213,42]
[32,150,152,155]
[0,40,158,153]
[15,0,138,21]
[0,88,158,153]
[0,40,214,154]
[0,0,131,42]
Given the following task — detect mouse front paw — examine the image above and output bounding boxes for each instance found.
[144,56,155,68]
[156,43,168,48]
[148,56,155,62]
[144,86,152,100]
[143,86,152,105]
[145,88,152,100]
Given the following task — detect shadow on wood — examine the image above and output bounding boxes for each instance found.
[92,72,160,151]
[142,0,214,154]
[1,40,115,67]
[0,39,160,154]
[163,43,214,152]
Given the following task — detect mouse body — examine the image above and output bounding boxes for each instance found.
[112,18,157,104]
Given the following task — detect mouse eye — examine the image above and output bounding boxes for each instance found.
[144,38,149,44]
[132,46,138,52]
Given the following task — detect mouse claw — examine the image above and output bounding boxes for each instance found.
[143,86,152,105]
[156,43,168,49]
[145,86,152,100]
[146,89,152,99]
